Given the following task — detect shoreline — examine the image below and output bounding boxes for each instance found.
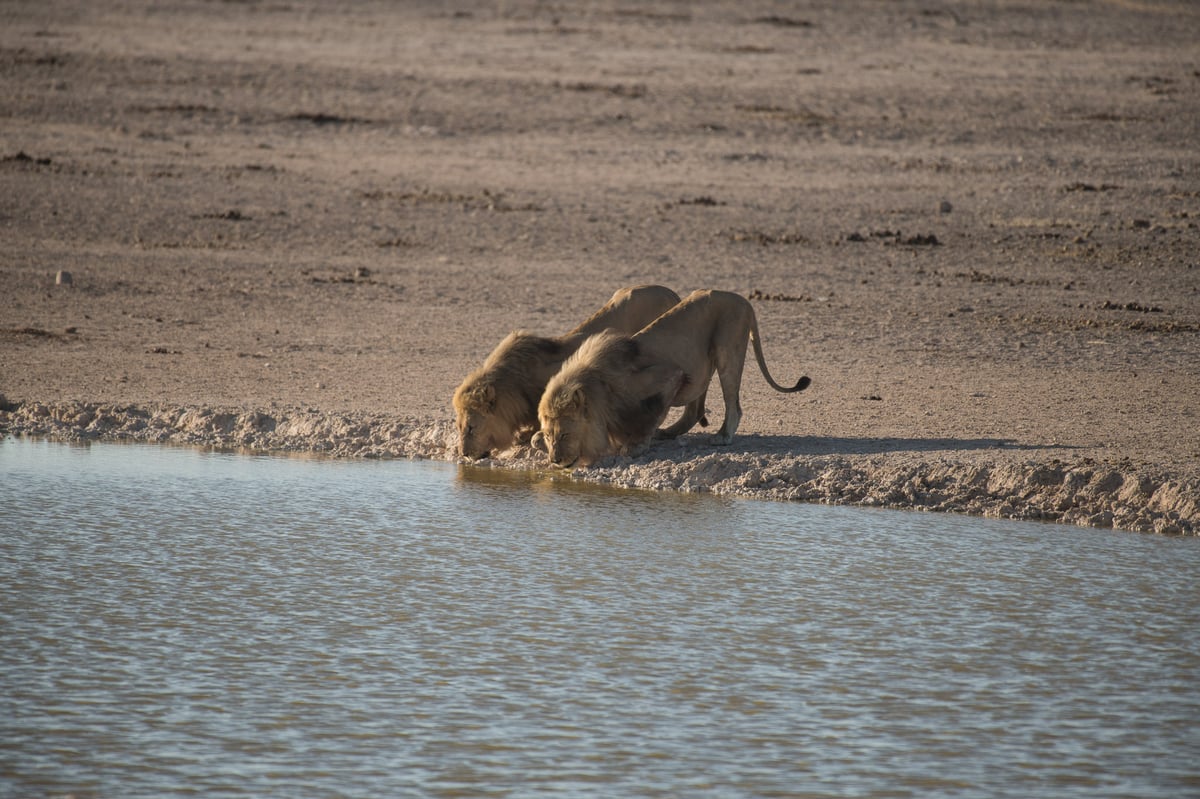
[5,400,1195,536]
[3,2,1198,539]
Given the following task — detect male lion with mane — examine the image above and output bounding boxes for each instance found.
[453,285,680,459]
[537,289,810,468]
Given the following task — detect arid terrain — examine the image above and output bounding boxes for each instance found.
[2,0,1198,533]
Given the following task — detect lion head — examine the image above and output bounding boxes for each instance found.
[453,379,514,459]
[453,332,569,459]
[537,379,612,468]
[537,331,681,467]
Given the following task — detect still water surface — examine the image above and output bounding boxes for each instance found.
[1,438,1198,798]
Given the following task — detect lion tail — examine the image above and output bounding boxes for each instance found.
[748,313,811,394]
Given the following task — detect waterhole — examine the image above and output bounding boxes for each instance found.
[2,438,1197,797]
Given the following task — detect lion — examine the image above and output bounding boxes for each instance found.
[537,289,811,468]
[453,284,680,459]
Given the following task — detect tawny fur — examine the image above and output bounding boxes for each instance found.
[538,289,810,467]
[453,285,679,459]
[537,331,681,467]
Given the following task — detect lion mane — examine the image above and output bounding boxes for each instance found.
[537,331,680,468]
[453,285,680,459]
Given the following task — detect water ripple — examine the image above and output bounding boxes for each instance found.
[2,439,1198,797]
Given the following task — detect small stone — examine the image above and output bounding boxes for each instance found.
[939,200,953,214]
[55,270,72,285]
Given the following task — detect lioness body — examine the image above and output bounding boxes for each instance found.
[538,289,810,467]
[453,284,680,459]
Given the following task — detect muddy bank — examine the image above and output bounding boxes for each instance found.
[4,400,1195,536]
[3,3,1198,539]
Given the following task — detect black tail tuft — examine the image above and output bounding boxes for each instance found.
[793,375,812,392]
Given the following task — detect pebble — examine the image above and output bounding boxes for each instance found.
[55,270,73,285]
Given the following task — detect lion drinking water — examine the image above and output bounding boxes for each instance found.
[537,289,810,468]
[453,284,680,459]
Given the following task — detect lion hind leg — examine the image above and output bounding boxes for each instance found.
[712,409,740,445]
[712,389,741,445]
[712,339,750,445]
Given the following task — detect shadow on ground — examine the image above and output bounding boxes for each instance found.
[665,435,1082,458]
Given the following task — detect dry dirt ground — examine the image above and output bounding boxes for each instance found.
[2,0,1198,534]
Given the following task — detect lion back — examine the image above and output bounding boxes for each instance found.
[468,331,572,425]
[570,285,680,338]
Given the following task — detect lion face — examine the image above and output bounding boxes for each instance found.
[539,386,609,468]
[457,408,513,459]
[453,382,512,459]
[540,415,583,468]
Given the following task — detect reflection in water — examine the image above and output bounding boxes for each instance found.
[2,438,1198,798]
[456,459,734,515]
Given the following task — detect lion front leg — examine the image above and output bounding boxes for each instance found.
[656,390,707,439]
[617,438,653,458]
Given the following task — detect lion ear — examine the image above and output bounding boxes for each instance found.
[471,383,497,411]
[569,386,586,412]
[549,386,581,414]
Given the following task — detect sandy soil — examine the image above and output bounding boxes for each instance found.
[2,1,1198,534]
